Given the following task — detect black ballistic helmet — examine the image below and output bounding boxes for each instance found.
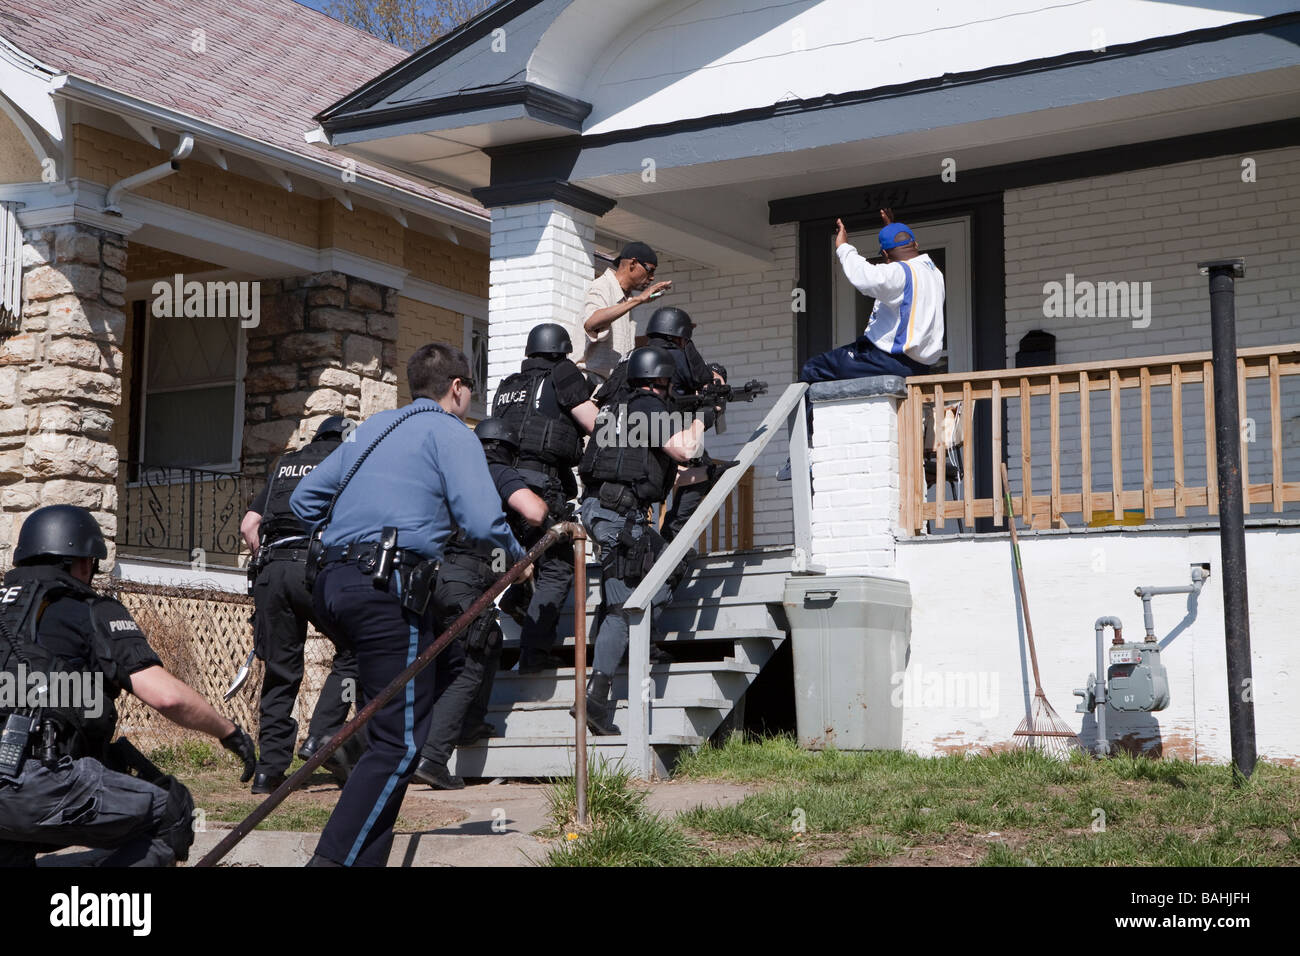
[14,504,108,565]
[475,416,520,450]
[646,307,693,340]
[627,345,676,383]
[314,416,351,441]
[525,323,572,357]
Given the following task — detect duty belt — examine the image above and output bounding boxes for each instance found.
[321,541,426,573]
[587,482,648,515]
[264,545,309,563]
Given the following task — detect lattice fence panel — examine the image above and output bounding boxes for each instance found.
[98,580,333,751]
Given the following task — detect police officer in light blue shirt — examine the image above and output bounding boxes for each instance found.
[290,342,526,867]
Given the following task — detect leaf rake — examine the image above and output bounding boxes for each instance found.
[1001,463,1081,760]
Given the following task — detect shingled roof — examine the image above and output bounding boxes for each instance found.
[0,0,487,219]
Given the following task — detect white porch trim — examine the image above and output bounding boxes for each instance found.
[401,277,487,319]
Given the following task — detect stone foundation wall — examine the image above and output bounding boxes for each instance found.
[2,223,128,563]
[243,271,399,476]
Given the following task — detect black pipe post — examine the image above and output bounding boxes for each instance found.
[1198,258,1256,780]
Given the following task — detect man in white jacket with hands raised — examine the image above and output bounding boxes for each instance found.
[801,210,946,383]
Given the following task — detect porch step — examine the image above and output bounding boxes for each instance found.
[488,659,761,705]
[500,626,786,648]
[484,698,730,738]
[464,547,794,777]
[446,735,704,779]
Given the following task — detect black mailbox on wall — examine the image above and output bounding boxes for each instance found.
[1015,330,1056,368]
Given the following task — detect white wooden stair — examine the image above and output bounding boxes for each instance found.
[446,546,793,778]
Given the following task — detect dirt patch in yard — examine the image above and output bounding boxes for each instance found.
[883,827,1028,866]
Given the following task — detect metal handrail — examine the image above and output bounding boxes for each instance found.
[619,382,811,778]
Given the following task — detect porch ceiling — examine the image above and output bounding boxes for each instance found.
[583,64,1300,271]
[322,11,1300,273]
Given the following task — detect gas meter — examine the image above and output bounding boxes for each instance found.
[1105,640,1169,712]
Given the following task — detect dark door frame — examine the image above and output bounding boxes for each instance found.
[794,193,1005,526]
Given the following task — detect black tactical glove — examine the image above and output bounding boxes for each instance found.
[221,723,257,783]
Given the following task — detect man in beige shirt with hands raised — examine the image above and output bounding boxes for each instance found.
[578,241,672,386]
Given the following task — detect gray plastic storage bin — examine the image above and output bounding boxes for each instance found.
[782,575,912,751]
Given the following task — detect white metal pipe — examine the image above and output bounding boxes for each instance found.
[104,132,194,213]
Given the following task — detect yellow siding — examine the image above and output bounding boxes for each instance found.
[0,110,43,183]
[125,244,222,283]
[405,230,488,298]
[74,125,321,247]
[319,201,404,266]
[396,296,464,405]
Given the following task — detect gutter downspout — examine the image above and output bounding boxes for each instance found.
[104,132,194,214]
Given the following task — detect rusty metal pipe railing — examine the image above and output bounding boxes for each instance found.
[195,522,581,868]
[571,526,588,825]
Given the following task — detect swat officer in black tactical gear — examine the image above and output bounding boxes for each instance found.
[0,505,256,866]
[492,323,599,673]
[241,416,363,795]
[576,346,705,735]
[412,417,549,790]
[641,306,738,544]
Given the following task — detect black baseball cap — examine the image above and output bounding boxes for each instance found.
[613,241,657,267]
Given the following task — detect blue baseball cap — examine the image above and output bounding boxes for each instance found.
[878,223,917,251]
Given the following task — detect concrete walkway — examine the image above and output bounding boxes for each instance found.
[181,778,755,867]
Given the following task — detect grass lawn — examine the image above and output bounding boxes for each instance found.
[545,736,1300,867]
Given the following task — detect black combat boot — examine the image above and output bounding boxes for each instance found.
[571,671,620,736]
[297,735,326,762]
[518,648,566,673]
[412,757,465,790]
[457,721,495,745]
[251,772,287,795]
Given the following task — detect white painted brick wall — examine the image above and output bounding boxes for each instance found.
[1003,146,1300,522]
[654,224,799,545]
[895,527,1300,764]
[487,200,596,402]
[810,393,900,573]
[485,209,798,548]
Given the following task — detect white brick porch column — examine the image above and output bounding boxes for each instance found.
[486,200,597,401]
[808,377,906,575]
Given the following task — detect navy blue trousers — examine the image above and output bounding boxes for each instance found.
[799,335,929,383]
[311,562,440,867]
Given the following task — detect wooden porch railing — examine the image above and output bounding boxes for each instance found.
[899,343,1300,533]
[657,466,756,552]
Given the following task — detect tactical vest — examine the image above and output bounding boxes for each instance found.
[260,438,341,540]
[0,571,120,759]
[493,360,584,468]
[579,390,676,506]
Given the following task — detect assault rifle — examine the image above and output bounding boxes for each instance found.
[670,379,768,413]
